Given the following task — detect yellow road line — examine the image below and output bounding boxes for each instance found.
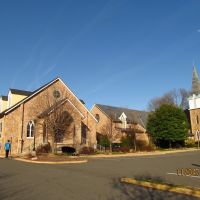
[14,158,88,164]
[121,177,200,198]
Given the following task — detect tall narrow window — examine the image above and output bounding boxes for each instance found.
[197,116,199,124]
[27,121,34,138]
[0,122,2,138]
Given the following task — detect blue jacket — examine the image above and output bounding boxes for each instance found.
[5,142,10,151]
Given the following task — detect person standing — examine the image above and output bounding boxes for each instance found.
[5,140,11,158]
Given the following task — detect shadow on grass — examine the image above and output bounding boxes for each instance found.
[107,175,199,200]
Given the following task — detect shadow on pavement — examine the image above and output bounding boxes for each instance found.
[107,175,199,200]
[0,172,28,200]
[192,163,200,168]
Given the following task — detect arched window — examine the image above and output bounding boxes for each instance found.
[197,115,199,124]
[27,121,34,138]
[95,114,100,122]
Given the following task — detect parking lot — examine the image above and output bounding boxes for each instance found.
[1,151,200,200]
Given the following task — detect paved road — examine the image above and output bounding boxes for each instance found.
[1,151,200,200]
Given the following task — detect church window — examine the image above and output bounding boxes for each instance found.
[27,121,34,138]
[95,114,100,122]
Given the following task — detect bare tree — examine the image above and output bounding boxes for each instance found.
[40,101,74,153]
[100,119,113,152]
[100,114,120,152]
[34,87,75,154]
[148,88,190,111]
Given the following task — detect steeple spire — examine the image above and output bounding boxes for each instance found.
[192,65,200,95]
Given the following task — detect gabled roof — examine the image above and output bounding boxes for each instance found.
[38,98,84,118]
[0,96,8,101]
[95,104,149,128]
[0,77,97,122]
[9,89,33,96]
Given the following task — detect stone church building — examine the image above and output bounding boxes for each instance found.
[91,104,149,146]
[0,78,97,155]
[188,66,200,139]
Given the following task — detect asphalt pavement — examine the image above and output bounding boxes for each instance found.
[1,151,200,200]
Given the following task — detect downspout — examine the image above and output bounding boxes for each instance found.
[33,121,36,151]
[20,103,25,153]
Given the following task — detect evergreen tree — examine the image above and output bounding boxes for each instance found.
[147,104,189,148]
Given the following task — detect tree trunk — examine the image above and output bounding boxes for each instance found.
[52,135,55,154]
[133,133,137,151]
[109,142,112,153]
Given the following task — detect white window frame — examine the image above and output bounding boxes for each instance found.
[27,121,34,138]
[119,112,127,129]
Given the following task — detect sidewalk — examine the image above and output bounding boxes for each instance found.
[1,148,199,164]
[82,148,200,159]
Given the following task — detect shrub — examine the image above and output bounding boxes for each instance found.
[36,143,51,155]
[80,147,95,155]
[136,140,156,152]
[112,146,130,153]
[121,135,134,147]
[98,135,110,147]
[119,146,130,153]
[147,104,189,148]
[185,139,197,148]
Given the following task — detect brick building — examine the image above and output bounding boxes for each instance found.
[91,104,149,146]
[0,78,97,155]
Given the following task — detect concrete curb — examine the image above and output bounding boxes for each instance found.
[121,177,200,198]
[8,157,88,165]
[83,148,200,159]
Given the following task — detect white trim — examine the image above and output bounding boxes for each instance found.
[4,78,98,123]
[58,78,98,122]
[27,120,34,138]
[92,104,112,120]
[90,104,96,112]
[47,98,85,118]
[5,78,59,114]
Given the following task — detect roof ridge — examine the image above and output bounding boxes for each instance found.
[96,103,148,113]
[0,77,60,116]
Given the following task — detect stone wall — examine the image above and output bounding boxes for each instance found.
[0,79,97,155]
[91,105,149,144]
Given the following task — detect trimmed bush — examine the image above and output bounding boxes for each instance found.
[36,143,51,155]
[98,134,110,148]
[119,146,130,153]
[185,139,197,148]
[80,147,95,155]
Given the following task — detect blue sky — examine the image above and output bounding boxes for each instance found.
[0,0,200,110]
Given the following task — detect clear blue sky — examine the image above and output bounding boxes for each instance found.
[0,0,200,110]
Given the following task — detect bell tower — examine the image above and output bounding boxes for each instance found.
[188,66,200,137]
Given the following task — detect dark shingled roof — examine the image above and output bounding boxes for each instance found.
[1,96,8,101]
[0,78,59,116]
[95,104,149,128]
[10,89,33,96]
